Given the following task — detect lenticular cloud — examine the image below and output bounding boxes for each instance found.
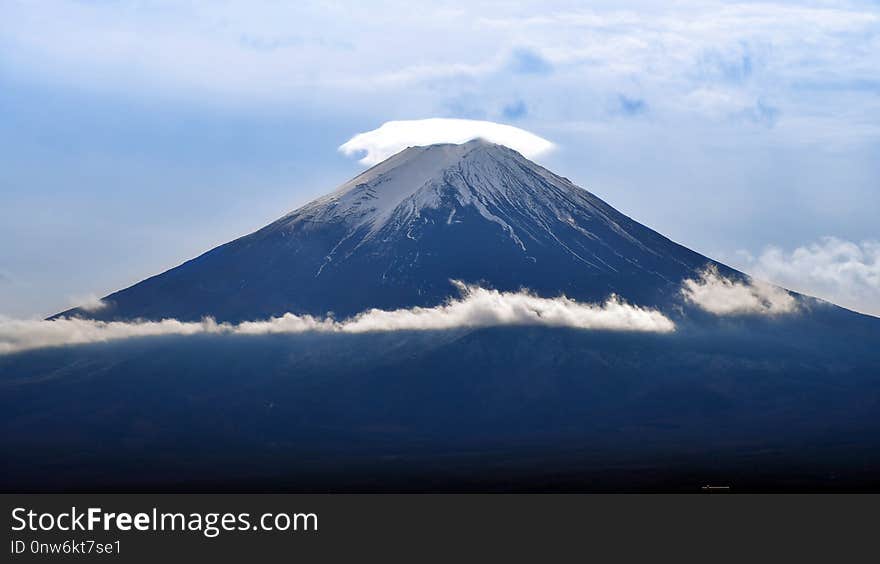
[339,118,555,165]
[0,283,673,354]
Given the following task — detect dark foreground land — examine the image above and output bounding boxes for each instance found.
[2,315,880,492]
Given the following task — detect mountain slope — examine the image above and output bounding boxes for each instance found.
[4,323,880,491]
[63,139,726,322]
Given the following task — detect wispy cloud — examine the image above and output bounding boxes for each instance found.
[3,1,877,128]
[731,237,880,317]
[0,282,674,355]
[0,316,225,356]
[682,265,799,316]
[69,294,109,313]
[339,119,555,165]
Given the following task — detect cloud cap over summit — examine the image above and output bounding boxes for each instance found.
[339,118,555,165]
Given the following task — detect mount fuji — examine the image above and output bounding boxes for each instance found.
[7,139,880,492]
[61,139,724,322]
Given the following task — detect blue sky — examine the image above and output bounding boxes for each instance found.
[1,0,878,317]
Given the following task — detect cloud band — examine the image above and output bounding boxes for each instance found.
[0,282,673,355]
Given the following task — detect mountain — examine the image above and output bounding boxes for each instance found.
[60,139,721,322]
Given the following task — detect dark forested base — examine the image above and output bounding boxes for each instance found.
[3,320,880,493]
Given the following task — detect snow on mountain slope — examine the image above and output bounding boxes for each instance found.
[59,139,724,322]
[284,140,639,253]
[295,143,476,235]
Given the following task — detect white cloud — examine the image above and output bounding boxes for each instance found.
[3,0,878,141]
[71,294,109,313]
[0,282,673,355]
[0,316,223,356]
[6,2,875,97]
[339,119,555,165]
[685,87,753,118]
[731,237,880,317]
[682,265,799,316]
[341,281,673,333]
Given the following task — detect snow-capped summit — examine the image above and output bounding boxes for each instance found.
[294,139,495,237]
[61,140,717,322]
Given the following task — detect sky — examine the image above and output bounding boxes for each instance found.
[1,0,878,318]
